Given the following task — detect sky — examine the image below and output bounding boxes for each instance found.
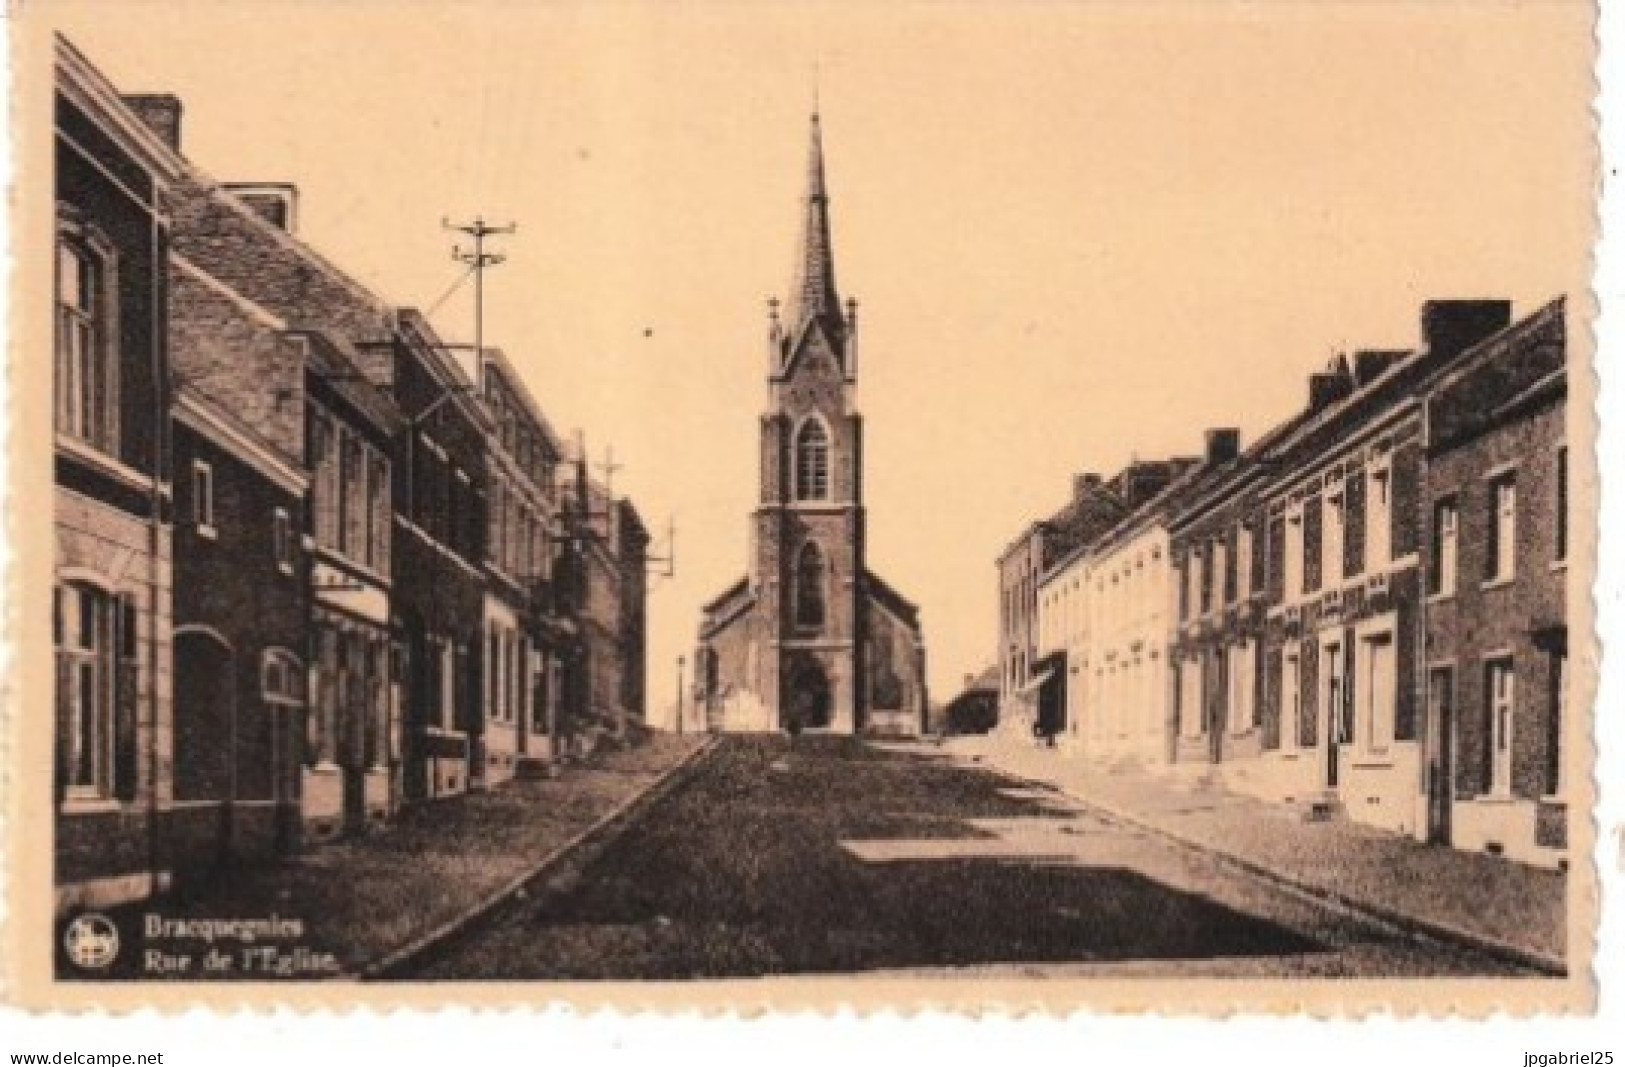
[39,0,1595,725]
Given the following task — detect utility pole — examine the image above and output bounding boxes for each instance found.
[444,215,515,368]
[676,655,686,736]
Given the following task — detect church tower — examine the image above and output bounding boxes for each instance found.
[695,112,927,737]
[753,111,866,731]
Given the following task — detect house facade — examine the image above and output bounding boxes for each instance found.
[475,346,567,783]
[1421,299,1569,868]
[381,311,490,799]
[53,41,185,914]
[997,475,1127,739]
[1043,488,1181,763]
[167,254,310,869]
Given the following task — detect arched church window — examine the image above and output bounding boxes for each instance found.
[795,419,830,501]
[795,541,827,629]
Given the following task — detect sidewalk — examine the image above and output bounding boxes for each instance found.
[99,733,710,980]
[946,735,1567,973]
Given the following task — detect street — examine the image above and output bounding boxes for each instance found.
[411,735,1528,979]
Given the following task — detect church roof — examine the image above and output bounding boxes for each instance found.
[864,568,922,630]
[783,113,846,356]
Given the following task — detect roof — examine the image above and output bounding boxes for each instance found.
[864,568,922,630]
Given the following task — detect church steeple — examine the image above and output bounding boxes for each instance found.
[784,112,845,344]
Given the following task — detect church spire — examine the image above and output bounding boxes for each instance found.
[784,111,844,342]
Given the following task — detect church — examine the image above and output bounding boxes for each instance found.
[693,113,928,737]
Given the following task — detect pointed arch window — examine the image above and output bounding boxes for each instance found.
[795,418,831,501]
[795,541,827,630]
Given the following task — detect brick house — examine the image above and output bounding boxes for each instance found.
[473,346,568,783]
[1170,302,1513,840]
[160,151,406,837]
[557,465,648,746]
[1420,299,1569,868]
[375,311,491,800]
[52,39,185,914]
[996,475,1128,738]
[166,254,310,869]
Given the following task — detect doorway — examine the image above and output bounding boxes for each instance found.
[784,654,832,730]
[1322,640,1343,789]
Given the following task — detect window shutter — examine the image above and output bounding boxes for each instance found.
[1344,472,1365,578]
[114,653,139,802]
[54,650,70,806]
[1302,496,1322,593]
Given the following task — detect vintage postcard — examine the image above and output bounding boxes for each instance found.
[2,0,1602,1014]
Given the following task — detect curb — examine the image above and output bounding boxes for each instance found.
[353,735,722,980]
[973,753,1567,978]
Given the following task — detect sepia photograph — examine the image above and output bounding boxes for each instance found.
[1,0,1607,1019]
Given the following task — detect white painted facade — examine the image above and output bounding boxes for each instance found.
[1038,521,1173,765]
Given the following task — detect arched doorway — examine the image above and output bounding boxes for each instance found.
[783,653,832,731]
[173,628,235,865]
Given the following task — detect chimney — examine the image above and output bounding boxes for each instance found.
[1204,428,1240,466]
[1073,473,1103,499]
[223,183,300,233]
[1420,299,1512,360]
[1352,349,1408,387]
[120,94,183,152]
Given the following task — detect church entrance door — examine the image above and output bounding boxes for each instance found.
[784,654,833,731]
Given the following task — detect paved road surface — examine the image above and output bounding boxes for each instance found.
[412,735,1529,979]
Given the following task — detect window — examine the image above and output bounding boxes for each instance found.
[1323,486,1344,588]
[1179,658,1202,738]
[191,461,216,536]
[1556,447,1568,564]
[1285,508,1304,599]
[1229,641,1255,732]
[1367,466,1392,570]
[57,583,124,798]
[1430,499,1458,596]
[1359,632,1396,752]
[262,649,305,704]
[56,235,117,452]
[311,411,339,549]
[1281,648,1301,750]
[370,454,390,571]
[1236,524,1253,600]
[1487,474,1517,582]
[440,639,458,730]
[795,541,827,629]
[273,508,294,573]
[1215,538,1231,607]
[1486,658,1515,796]
[341,433,364,560]
[795,419,831,501]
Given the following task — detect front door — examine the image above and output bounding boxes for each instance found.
[784,654,832,731]
[1323,642,1343,789]
[1426,666,1455,845]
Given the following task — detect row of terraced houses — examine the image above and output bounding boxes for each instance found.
[993,297,1573,869]
[53,38,649,915]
